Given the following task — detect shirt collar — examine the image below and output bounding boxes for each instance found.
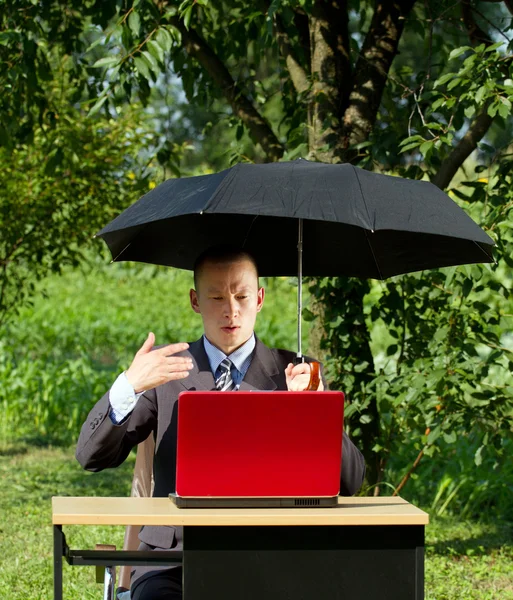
[203,334,256,375]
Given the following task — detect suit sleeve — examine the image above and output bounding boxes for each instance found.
[318,361,366,496]
[75,387,157,472]
[340,432,366,495]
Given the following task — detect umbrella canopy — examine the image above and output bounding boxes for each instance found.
[97,159,494,279]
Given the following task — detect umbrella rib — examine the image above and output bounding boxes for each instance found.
[351,165,375,231]
[111,241,133,262]
[364,230,384,280]
[241,215,259,248]
[472,240,496,264]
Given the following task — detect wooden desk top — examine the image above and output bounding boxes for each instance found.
[52,496,428,526]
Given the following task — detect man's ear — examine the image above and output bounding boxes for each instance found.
[190,289,201,314]
[256,287,265,312]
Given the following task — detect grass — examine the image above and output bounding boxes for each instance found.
[0,444,511,599]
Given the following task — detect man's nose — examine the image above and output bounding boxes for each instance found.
[224,298,239,317]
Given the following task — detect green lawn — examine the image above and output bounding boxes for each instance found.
[0,444,511,599]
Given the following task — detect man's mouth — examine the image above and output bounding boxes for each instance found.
[222,326,239,333]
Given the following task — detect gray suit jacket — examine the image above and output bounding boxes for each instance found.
[76,337,365,588]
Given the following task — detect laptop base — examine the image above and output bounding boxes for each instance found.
[169,494,338,508]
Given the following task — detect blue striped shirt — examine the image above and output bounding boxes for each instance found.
[203,334,255,389]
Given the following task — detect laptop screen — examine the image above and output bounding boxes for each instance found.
[176,390,344,498]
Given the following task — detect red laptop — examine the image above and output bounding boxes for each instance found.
[171,390,344,508]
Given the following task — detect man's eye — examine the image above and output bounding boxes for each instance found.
[211,297,223,300]
[236,295,248,300]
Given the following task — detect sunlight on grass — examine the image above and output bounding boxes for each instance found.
[1,445,512,599]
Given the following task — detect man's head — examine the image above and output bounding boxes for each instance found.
[190,246,264,355]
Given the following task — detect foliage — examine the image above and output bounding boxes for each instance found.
[310,155,513,489]
[0,58,152,326]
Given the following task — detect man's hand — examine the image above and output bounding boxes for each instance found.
[285,362,324,391]
[125,332,194,393]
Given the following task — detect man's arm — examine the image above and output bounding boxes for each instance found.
[340,432,366,496]
[284,359,366,495]
[76,387,157,471]
[76,333,194,471]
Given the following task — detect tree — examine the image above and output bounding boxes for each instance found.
[0,56,152,325]
[2,0,513,490]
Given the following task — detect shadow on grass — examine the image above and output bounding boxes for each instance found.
[427,519,513,557]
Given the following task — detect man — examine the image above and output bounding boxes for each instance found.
[76,246,365,600]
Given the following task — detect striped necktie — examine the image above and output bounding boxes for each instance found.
[216,358,236,391]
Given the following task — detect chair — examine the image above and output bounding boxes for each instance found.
[96,435,155,599]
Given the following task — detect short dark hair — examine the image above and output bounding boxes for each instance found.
[193,245,259,289]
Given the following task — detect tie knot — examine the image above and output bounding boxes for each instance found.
[219,358,232,373]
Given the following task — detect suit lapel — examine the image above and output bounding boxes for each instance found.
[239,337,279,391]
[180,336,282,392]
[180,338,216,391]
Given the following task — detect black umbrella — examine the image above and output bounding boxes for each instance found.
[97,159,495,356]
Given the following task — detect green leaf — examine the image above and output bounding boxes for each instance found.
[128,11,141,37]
[443,431,457,444]
[498,102,510,119]
[92,56,119,69]
[475,86,487,105]
[399,141,422,154]
[485,42,504,53]
[142,50,158,73]
[487,103,499,118]
[449,46,471,60]
[447,77,462,91]
[183,5,193,29]
[87,95,108,116]
[133,55,150,79]
[474,445,484,466]
[434,73,455,88]
[419,141,432,157]
[147,40,164,64]
[462,278,473,297]
[156,28,173,52]
[386,344,398,356]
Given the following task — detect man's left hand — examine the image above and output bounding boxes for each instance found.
[285,362,324,391]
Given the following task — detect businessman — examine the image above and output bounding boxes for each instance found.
[76,245,366,599]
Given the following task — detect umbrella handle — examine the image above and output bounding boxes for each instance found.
[306,361,321,391]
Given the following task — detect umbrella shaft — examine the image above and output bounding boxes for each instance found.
[297,219,303,360]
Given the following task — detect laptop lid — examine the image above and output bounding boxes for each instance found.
[175,390,344,498]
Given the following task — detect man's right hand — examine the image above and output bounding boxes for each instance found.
[125,332,194,393]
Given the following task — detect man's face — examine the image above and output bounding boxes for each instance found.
[190,259,265,355]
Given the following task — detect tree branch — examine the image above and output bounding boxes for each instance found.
[431,1,497,189]
[308,0,352,161]
[169,17,284,161]
[274,13,309,94]
[431,106,494,190]
[340,0,417,154]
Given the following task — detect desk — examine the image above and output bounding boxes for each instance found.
[52,496,428,599]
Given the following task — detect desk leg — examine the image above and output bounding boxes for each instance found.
[53,525,64,600]
[183,524,424,600]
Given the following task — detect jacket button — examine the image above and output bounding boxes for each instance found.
[90,423,95,429]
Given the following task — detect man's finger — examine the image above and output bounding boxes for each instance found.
[166,371,191,381]
[164,357,194,371]
[156,342,190,356]
[164,356,194,367]
[135,332,155,357]
[291,363,311,377]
